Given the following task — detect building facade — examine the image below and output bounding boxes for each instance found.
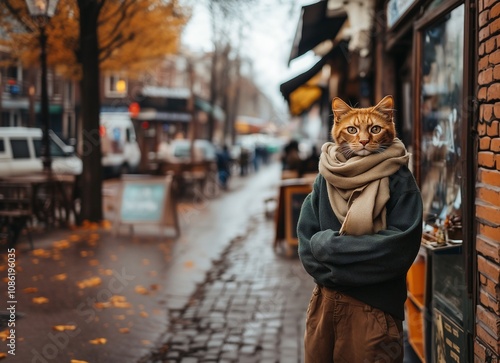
[0,50,77,142]
[475,0,500,361]
[280,0,499,361]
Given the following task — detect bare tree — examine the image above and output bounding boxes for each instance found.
[206,0,254,143]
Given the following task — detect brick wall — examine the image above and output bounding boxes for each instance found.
[476,0,500,361]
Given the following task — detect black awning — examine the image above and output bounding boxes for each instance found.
[288,1,347,63]
[138,96,188,112]
[280,41,346,101]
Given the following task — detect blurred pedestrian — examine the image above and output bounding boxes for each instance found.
[254,143,268,170]
[282,139,301,171]
[298,145,320,177]
[239,147,250,176]
[216,145,231,190]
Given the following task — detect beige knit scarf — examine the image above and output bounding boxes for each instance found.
[318,138,409,236]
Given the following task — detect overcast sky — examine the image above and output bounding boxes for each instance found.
[180,0,319,118]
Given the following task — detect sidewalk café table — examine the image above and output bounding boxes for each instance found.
[0,182,33,249]
[0,173,76,232]
[157,160,218,199]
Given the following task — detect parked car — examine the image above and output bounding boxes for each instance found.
[0,127,82,177]
[100,112,141,177]
[158,139,217,163]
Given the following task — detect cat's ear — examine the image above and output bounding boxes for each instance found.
[374,95,394,121]
[332,97,352,121]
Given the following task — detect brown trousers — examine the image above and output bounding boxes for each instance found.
[304,285,404,363]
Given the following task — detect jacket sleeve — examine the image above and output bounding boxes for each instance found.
[298,176,423,287]
[297,177,334,282]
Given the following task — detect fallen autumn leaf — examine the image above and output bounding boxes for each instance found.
[31,249,51,258]
[52,240,70,249]
[89,338,107,345]
[77,276,102,289]
[52,273,68,281]
[89,259,100,266]
[135,285,149,295]
[68,234,81,242]
[22,287,38,294]
[101,220,112,229]
[52,325,77,332]
[32,297,49,304]
[94,302,111,309]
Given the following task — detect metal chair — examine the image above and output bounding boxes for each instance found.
[0,183,34,250]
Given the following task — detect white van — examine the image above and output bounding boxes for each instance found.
[100,112,141,177]
[0,127,82,177]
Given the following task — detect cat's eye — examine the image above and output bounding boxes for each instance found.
[371,125,382,134]
[347,126,357,134]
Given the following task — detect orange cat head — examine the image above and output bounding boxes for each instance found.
[331,95,396,157]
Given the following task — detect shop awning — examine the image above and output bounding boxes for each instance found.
[135,94,225,122]
[289,0,347,63]
[280,41,347,116]
[280,55,328,102]
[288,82,323,116]
[280,67,324,116]
[235,116,266,134]
[280,40,345,101]
[35,104,63,114]
[135,109,192,123]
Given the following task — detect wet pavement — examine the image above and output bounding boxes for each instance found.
[140,214,313,363]
[0,161,315,363]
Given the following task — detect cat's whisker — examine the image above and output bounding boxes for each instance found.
[339,145,355,159]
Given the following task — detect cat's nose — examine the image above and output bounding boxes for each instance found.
[360,140,369,146]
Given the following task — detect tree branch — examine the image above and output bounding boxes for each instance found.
[97,0,134,30]
[1,0,35,32]
[97,0,107,13]
[99,32,135,63]
[97,0,136,57]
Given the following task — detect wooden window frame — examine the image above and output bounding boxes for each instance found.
[412,0,476,356]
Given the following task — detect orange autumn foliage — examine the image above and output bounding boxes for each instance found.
[0,0,189,79]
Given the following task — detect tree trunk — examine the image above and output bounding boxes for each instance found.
[230,56,242,146]
[219,44,231,144]
[207,0,219,142]
[78,0,103,222]
[208,46,218,142]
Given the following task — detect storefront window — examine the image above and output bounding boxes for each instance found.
[414,4,471,361]
[420,5,464,241]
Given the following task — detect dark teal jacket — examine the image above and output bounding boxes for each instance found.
[297,165,423,320]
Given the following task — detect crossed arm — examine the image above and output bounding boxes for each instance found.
[297,178,423,287]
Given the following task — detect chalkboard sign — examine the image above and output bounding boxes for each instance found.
[114,175,179,237]
[120,183,166,222]
[284,184,312,246]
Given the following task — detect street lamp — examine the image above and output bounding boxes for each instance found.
[25,0,60,173]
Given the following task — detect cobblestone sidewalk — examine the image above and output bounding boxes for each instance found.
[140,213,315,363]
